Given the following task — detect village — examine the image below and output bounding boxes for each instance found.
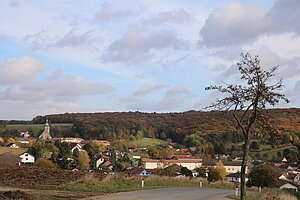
[0,120,299,195]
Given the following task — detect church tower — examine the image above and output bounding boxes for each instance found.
[39,119,52,140]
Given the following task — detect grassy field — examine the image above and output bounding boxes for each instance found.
[0,147,28,155]
[6,123,73,137]
[57,173,236,193]
[132,138,167,147]
[227,192,262,200]
[250,144,297,159]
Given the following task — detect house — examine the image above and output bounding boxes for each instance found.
[191,169,199,177]
[7,143,19,148]
[128,147,136,152]
[98,160,113,171]
[293,174,300,185]
[0,152,21,166]
[51,138,84,143]
[231,151,244,160]
[20,131,30,138]
[202,160,248,174]
[83,140,110,146]
[19,152,35,164]
[169,155,202,161]
[275,180,299,192]
[272,157,288,167]
[279,163,298,172]
[127,167,156,177]
[20,140,30,144]
[69,143,82,153]
[227,172,249,183]
[130,152,142,159]
[96,155,110,168]
[143,159,202,170]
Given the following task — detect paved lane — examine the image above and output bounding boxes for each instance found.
[84,188,233,200]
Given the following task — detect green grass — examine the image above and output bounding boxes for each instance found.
[56,174,236,193]
[132,138,167,147]
[250,144,296,159]
[7,123,73,137]
[227,192,262,200]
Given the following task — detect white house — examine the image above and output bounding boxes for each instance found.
[276,180,299,192]
[294,174,300,185]
[20,131,30,138]
[96,156,110,168]
[227,172,249,183]
[202,160,248,174]
[143,159,202,170]
[7,143,19,148]
[19,152,35,164]
[69,143,82,153]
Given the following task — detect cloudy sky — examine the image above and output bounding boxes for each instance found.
[1,0,299,119]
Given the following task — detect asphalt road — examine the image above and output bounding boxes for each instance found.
[84,188,234,200]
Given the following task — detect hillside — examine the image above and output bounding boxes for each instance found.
[30,108,300,144]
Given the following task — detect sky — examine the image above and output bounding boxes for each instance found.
[0,0,300,120]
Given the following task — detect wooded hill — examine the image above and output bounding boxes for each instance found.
[31,108,300,144]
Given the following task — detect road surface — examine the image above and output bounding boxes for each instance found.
[83,187,233,200]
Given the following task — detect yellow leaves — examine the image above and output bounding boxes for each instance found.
[216,160,227,181]
[77,150,90,170]
[0,137,4,143]
[5,137,15,144]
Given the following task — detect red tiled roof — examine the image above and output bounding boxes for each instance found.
[143,159,201,163]
[68,143,80,149]
[96,156,110,161]
[129,167,158,176]
[170,155,201,159]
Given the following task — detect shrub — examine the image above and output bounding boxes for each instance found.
[34,158,56,168]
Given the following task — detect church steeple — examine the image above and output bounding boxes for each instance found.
[39,119,52,140]
[45,119,49,127]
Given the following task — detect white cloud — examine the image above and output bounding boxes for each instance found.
[167,86,190,96]
[102,25,188,64]
[0,56,44,85]
[24,27,102,51]
[134,84,168,96]
[142,8,193,25]
[0,99,85,120]
[0,72,116,102]
[200,2,270,47]
[93,2,135,23]
[200,0,300,47]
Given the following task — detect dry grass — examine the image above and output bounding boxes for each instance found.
[262,189,297,200]
[75,173,101,184]
[209,180,235,189]
[0,147,28,155]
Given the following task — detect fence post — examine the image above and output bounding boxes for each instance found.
[141,178,144,188]
[199,181,203,188]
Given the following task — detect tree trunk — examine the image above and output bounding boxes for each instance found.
[240,134,249,200]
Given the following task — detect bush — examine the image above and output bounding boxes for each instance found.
[247,164,277,188]
[34,158,56,168]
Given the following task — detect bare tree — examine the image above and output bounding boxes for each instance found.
[205,53,289,200]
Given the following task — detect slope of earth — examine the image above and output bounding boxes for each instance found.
[0,165,104,187]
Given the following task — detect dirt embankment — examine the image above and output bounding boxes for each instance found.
[0,165,104,186]
[0,165,106,199]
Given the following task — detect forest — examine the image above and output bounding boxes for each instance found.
[28,108,300,144]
